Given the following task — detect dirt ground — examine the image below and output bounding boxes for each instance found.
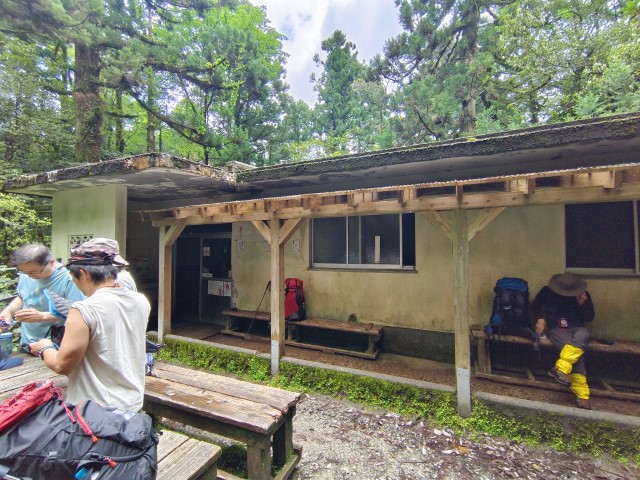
[289,393,640,480]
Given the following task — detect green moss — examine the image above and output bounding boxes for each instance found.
[152,336,640,466]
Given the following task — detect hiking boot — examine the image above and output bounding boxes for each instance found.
[575,397,592,410]
[547,367,571,387]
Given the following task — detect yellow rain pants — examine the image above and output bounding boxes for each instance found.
[570,373,590,400]
[555,344,584,375]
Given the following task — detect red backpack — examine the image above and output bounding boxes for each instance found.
[284,278,306,321]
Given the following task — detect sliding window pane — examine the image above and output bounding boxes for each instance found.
[313,217,346,264]
[566,202,635,269]
[347,216,360,264]
[361,215,400,265]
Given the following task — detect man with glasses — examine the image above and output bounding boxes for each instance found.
[0,244,84,350]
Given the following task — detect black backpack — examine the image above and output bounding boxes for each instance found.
[485,277,532,338]
[0,391,158,479]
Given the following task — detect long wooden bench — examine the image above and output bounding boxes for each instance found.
[286,318,383,359]
[221,309,271,339]
[471,327,640,402]
[221,309,383,359]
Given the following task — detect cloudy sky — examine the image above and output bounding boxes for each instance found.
[250,0,404,105]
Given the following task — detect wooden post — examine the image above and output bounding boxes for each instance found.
[453,207,471,417]
[156,224,184,344]
[157,226,173,343]
[270,220,285,374]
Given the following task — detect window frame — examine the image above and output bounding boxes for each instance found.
[311,214,415,271]
[565,200,640,276]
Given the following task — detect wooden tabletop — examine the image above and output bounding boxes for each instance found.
[0,354,66,402]
[1,358,302,435]
[145,362,302,435]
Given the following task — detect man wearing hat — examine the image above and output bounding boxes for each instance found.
[90,237,137,291]
[28,238,150,412]
[531,273,595,409]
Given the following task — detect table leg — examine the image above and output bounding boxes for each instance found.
[247,436,272,480]
[273,408,295,467]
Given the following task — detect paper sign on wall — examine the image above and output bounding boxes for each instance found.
[208,280,232,296]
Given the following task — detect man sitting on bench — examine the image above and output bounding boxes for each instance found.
[531,273,595,410]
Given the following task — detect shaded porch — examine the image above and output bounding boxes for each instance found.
[166,322,640,420]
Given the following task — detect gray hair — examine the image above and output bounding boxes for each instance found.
[11,244,53,266]
[67,264,118,284]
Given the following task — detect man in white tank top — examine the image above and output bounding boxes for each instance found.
[29,238,150,412]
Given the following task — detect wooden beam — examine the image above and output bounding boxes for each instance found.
[278,218,303,246]
[165,224,185,247]
[251,220,271,243]
[506,178,536,194]
[419,211,453,241]
[572,170,623,189]
[269,220,285,375]
[452,208,471,417]
[468,207,505,241]
[150,183,640,227]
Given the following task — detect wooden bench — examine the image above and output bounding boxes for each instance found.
[221,309,383,359]
[158,429,221,480]
[471,327,640,402]
[286,318,383,359]
[144,362,303,480]
[221,309,271,339]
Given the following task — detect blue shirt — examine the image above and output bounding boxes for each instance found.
[16,262,85,344]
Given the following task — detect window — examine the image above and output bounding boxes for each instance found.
[565,201,639,274]
[312,214,415,269]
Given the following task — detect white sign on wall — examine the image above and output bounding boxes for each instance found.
[208,280,232,296]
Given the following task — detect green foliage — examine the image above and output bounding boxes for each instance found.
[155,337,640,465]
[217,443,248,478]
[0,193,51,264]
[0,264,17,305]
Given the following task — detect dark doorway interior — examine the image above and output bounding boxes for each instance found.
[174,225,232,326]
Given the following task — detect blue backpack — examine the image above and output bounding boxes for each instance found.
[485,277,531,337]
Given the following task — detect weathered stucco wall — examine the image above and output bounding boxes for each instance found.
[232,204,639,342]
[51,185,127,262]
[127,201,159,284]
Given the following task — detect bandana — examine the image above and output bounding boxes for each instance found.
[66,251,118,266]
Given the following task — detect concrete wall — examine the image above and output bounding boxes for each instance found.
[231,205,640,344]
[51,185,127,262]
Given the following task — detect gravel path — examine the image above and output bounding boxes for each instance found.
[290,393,640,480]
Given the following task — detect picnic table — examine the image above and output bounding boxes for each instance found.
[0,355,303,480]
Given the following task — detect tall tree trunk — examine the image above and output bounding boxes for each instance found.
[115,89,125,153]
[146,80,156,152]
[73,41,103,163]
[459,2,480,136]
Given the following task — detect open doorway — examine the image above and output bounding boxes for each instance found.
[174,225,232,326]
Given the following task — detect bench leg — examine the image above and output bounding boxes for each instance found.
[287,325,297,341]
[366,336,376,355]
[272,408,295,467]
[247,437,272,480]
[477,338,491,374]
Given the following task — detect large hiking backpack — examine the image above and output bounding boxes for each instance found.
[485,277,532,337]
[284,278,306,321]
[0,381,158,480]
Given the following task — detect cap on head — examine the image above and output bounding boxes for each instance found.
[67,238,128,267]
[548,273,587,297]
